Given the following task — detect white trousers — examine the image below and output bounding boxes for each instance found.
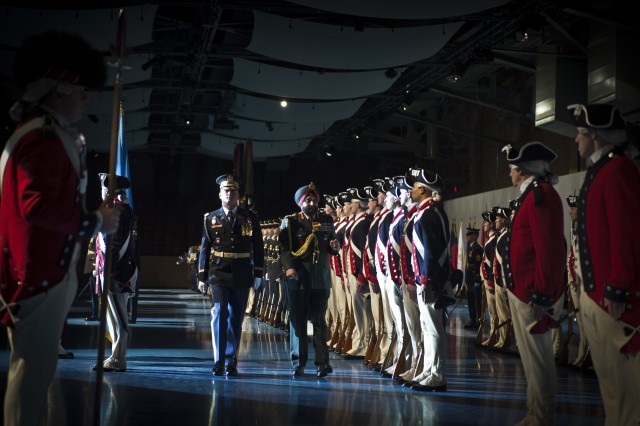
[346,274,371,356]
[579,291,640,426]
[375,270,393,364]
[508,291,562,426]
[4,269,77,426]
[414,285,446,386]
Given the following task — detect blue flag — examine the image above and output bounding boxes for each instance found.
[115,105,134,211]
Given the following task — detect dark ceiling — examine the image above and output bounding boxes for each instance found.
[1,0,637,254]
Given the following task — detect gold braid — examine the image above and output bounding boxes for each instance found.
[287,215,320,263]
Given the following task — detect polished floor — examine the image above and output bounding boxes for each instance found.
[1,288,605,426]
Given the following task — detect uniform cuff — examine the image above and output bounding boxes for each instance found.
[604,282,629,303]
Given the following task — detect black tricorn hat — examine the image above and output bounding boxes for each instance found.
[567,103,626,130]
[363,186,378,200]
[566,195,578,208]
[481,210,496,223]
[405,167,445,192]
[14,31,106,91]
[508,199,520,211]
[347,187,368,202]
[492,206,512,219]
[336,191,350,207]
[100,173,130,191]
[502,142,557,165]
[322,194,336,210]
[372,178,390,194]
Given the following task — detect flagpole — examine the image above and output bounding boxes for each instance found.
[93,9,126,426]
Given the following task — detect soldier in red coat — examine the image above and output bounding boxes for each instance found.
[568,103,640,426]
[502,141,565,425]
[0,32,120,426]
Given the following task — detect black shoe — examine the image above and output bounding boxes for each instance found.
[129,318,137,324]
[292,366,304,377]
[316,364,332,378]
[225,365,238,377]
[58,351,74,359]
[343,354,365,360]
[85,316,98,322]
[212,361,225,376]
[411,383,447,392]
[371,364,382,373]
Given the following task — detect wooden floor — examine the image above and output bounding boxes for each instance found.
[0,288,605,426]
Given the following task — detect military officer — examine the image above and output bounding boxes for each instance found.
[568,103,640,425]
[491,206,515,351]
[198,174,264,377]
[464,226,483,329]
[279,183,340,377]
[480,210,498,347]
[502,141,565,425]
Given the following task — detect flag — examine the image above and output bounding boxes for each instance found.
[457,222,466,284]
[450,222,458,270]
[115,103,134,211]
[243,139,254,200]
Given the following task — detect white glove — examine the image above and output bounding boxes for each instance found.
[253,277,263,290]
[198,281,207,294]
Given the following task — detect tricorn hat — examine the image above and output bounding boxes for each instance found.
[502,142,557,165]
[405,167,445,193]
[14,31,107,91]
[567,103,626,130]
[100,173,130,192]
[336,191,350,207]
[566,195,578,208]
[294,182,320,207]
[492,206,512,219]
[347,187,368,203]
[481,210,496,223]
[363,186,378,200]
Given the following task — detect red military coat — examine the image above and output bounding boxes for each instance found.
[507,179,565,318]
[0,114,97,325]
[577,153,640,353]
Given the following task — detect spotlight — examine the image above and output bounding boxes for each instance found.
[325,150,333,157]
[280,99,288,108]
[384,68,398,79]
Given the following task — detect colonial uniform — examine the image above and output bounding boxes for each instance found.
[503,142,565,425]
[279,183,339,376]
[492,207,515,351]
[569,103,640,426]
[480,213,498,347]
[372,183,394,371]
[95,174,138,372]
[0,32,106,426]
[408,169,452,392]
[385,176,412,378]
[198,174,264,376]
[345,188,373,358]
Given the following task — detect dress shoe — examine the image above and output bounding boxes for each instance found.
[212,361,225,376]
[292,366,304,377]
[316,364,333,378]
[58,351,74,359]
[343,354,364,360]
[93,357,126,372]
[225,364,238,377]
[371,364,382,373]
[411,383,447,392]
[85,315,98,322]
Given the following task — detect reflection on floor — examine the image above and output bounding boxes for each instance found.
[0,288,605,426]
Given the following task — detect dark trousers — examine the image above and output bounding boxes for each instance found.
[288,283,330,369]
[88,275,99,317]
[211,286,250,367]
[467,282,482,325]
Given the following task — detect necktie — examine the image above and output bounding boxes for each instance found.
[227,210,234,225]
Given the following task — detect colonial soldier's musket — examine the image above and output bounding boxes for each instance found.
[93,9,127,426]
